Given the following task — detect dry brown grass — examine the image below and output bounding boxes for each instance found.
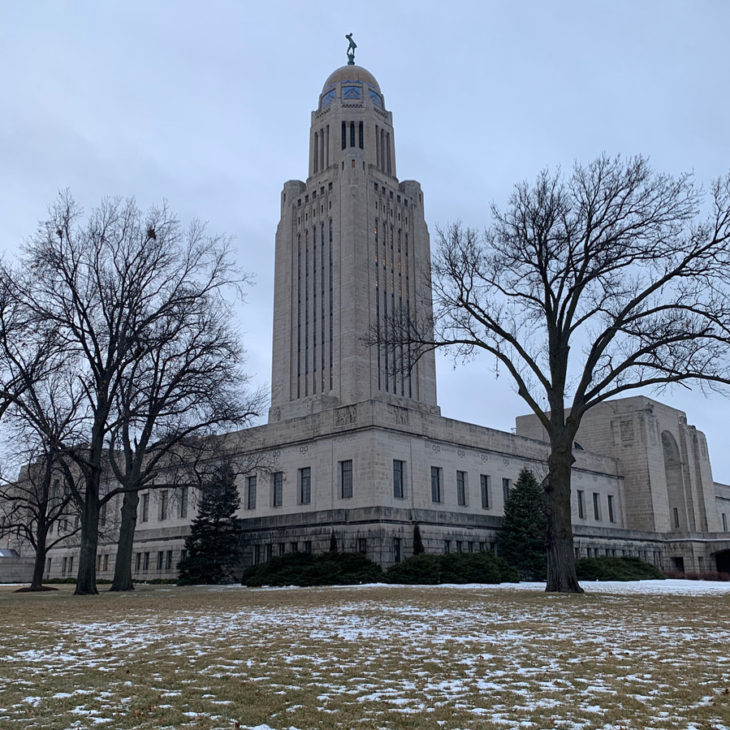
[0,582,729,729]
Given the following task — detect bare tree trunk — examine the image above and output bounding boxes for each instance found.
[110,490,139,592]
[29,525,47,590]
[75,485,99,595]
[544,445,583,593]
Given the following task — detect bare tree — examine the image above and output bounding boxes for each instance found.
[7,193,250,594]
[0,368,85,590]
[106,275,263,591]
[396,155,730,592]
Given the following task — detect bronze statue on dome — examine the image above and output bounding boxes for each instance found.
[346,33,356,65]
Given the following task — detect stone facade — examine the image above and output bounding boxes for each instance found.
[11,58,730,582]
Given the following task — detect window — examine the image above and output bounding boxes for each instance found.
[62,556,67,575]
[46,557,52,575]
[143,552,150,571]
[165,550,173,570]
[593,492,601,521]
[290,541,298,552]
[298,467,311,504]
[272,472,283,507]
[393,460,405,499]
[393,537,401,563]
[103,554,109,571]
[608,495,616,523]
[577,490,585,519]
[135,552,141,572]
[99,502,107,527]
[304,541,312,553]
[266,543,273,561]
[156,551,162,570]
[673,507,680,528]
[159,490,169,521]
[340,460,353,499]
[180,549,187,564]
[723,513,728,531]
[457,471,467,506]
[456,540,463,553]
[431,467,442,503]
[246,476,257,510]
[357,538,367,554]
[68,556,73,574]
[253,544,261,564]
[180,487,188,518]
[278,542,286,556]
[358,121,364,149]
[479,474,490,509]
[141,493,149,522]
[502,478,511,504]
[444,539,451,554]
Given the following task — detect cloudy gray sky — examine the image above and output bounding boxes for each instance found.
[2,1,730,476]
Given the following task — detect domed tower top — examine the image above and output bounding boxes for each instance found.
[308,41,395,180]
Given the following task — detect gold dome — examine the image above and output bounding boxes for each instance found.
[322,65,380,92]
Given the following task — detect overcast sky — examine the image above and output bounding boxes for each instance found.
[2,1,730,477]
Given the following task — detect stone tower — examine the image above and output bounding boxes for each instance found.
[269,58,438,422]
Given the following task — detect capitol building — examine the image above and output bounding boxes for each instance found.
[33,53,730,581]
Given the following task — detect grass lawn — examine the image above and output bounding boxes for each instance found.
[0,581,729,729]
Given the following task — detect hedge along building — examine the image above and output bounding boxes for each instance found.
[33,48,730,582]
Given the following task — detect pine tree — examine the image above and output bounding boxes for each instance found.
[177,465,242,585]
[497,468,547,580]
[413,524,425,555]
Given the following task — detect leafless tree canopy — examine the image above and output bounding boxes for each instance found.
[391,155,730,591]
[0,193,260,593]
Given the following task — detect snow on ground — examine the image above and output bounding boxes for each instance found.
[0,580,728,729]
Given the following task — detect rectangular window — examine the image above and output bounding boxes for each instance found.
[46,557,52,575]
[165,550,173,570]
[673,506,680,528]
[608,495,616,523]
[393,460,405,499]
[99,502,107,527]
[393,537,401,563]
[431,466,442,503]
[253,544,261,564]
[62,556,67,575]
[143,552,150,571]
[444,539,451,554]
[246,476,257,510]
[157,551,163,570]
[266,543,273,561]
[135,552,141,572]
[278,542,286,556]
[141,493,149,522]
[593,492,601,521]
[103,554,109,571]
[456,471,467,506]
[456,540,463,553]
[340,460,353,499]
[304,540,312,553]
[159,490,169,521]
[298,467,311,504]
[68,556,73,574]
[180,487,188,518]
[272,472,283,507]
[357,538,367,554]
[480,475,490,509]
[577,490,585,519]
[502,478,511,504]
[723,513,728,531]
[291,541,298,552]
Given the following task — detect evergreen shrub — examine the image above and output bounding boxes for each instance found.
[576,556,665,581]
[242,551,383,587]
[386,551,519,585]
